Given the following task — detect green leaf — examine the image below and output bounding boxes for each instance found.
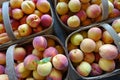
[35,57,51,64]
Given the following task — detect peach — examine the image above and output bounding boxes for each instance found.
[55,45,64,54]
[46,68,62,80]
[33,25,43,33]
[80,0,90,3]
[84,52,95,63]
[33,10,43,18]
[0,8,2,22]
[102,31,113,44]
[98,58,115,72]
[46,38,56,47]
[67,15,80,28]
[18,24,32,37]
[25,77,34,80]
[24,44,34,55]
[108,1,114,14]
[12,8,24,20]
[10,19,20,31]
[40,14,52,28]
[52,54,68,70]
[76,10,87,22]
[90,63,103,76]
[14,47,27,61]
[82,18,92,26]
[68,0,81,12]
[86,4,101,18]
[36,0,50,13]
[33,36,47,51]
[26,14,41,28]
[33,70,45,80]
[15,62,31,78]
[20,16,27,24]
[32,49,43,59]
[10,0,23,8]
[94,15,102,22]
[80,38,96,53]
[60,14,69,25]
[94,40,104,53]
[76,61,92,76]
[67,43,78,51]
[88,27,102,41]
[0,23,5,34]
[37,58,52,76]
[91,0,101,5]
[81,3,90,11]
[0,34,10,44]
[0,52,6,65]
[0,65,5,74]
[94,53,101,63]
[21,1,35,14]
[69,49,84,63]
[114,0,120,10]
[56,2,68,15]
[70,33,83,46]
[99,44,118,60]
[59,0,69,3]
[109,8,120,18]
[112,19,120,33]
[24,54,39,70]
[43,47,58,58]
[80,31,88,38]
[0,74,9,80]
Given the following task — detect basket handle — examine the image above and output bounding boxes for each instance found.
[100,23,120,52]
[6,44,18,80]
[2,1,17,41]
[101,0,109,21]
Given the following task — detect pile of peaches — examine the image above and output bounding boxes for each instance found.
[0,51,8,80]
[0,0,53,44]
[56,0,120,29]
[8,35,68,80]
[67,18,120,77]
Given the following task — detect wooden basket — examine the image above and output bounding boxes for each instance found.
[54,0,109,32]
[5,35,69,80]
[65,22,120,80]
[0,0,54,50]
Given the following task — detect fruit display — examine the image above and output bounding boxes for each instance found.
[55,0,120,31]
[0,51,9,80]
[65,18,120,79]
[0,0,53,49]
[6,35,69,80]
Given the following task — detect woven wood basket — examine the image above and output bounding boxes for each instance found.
[5,35,69,80]
[54,0,110,32]
[65,21,120,80]
[0,0,54,50]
